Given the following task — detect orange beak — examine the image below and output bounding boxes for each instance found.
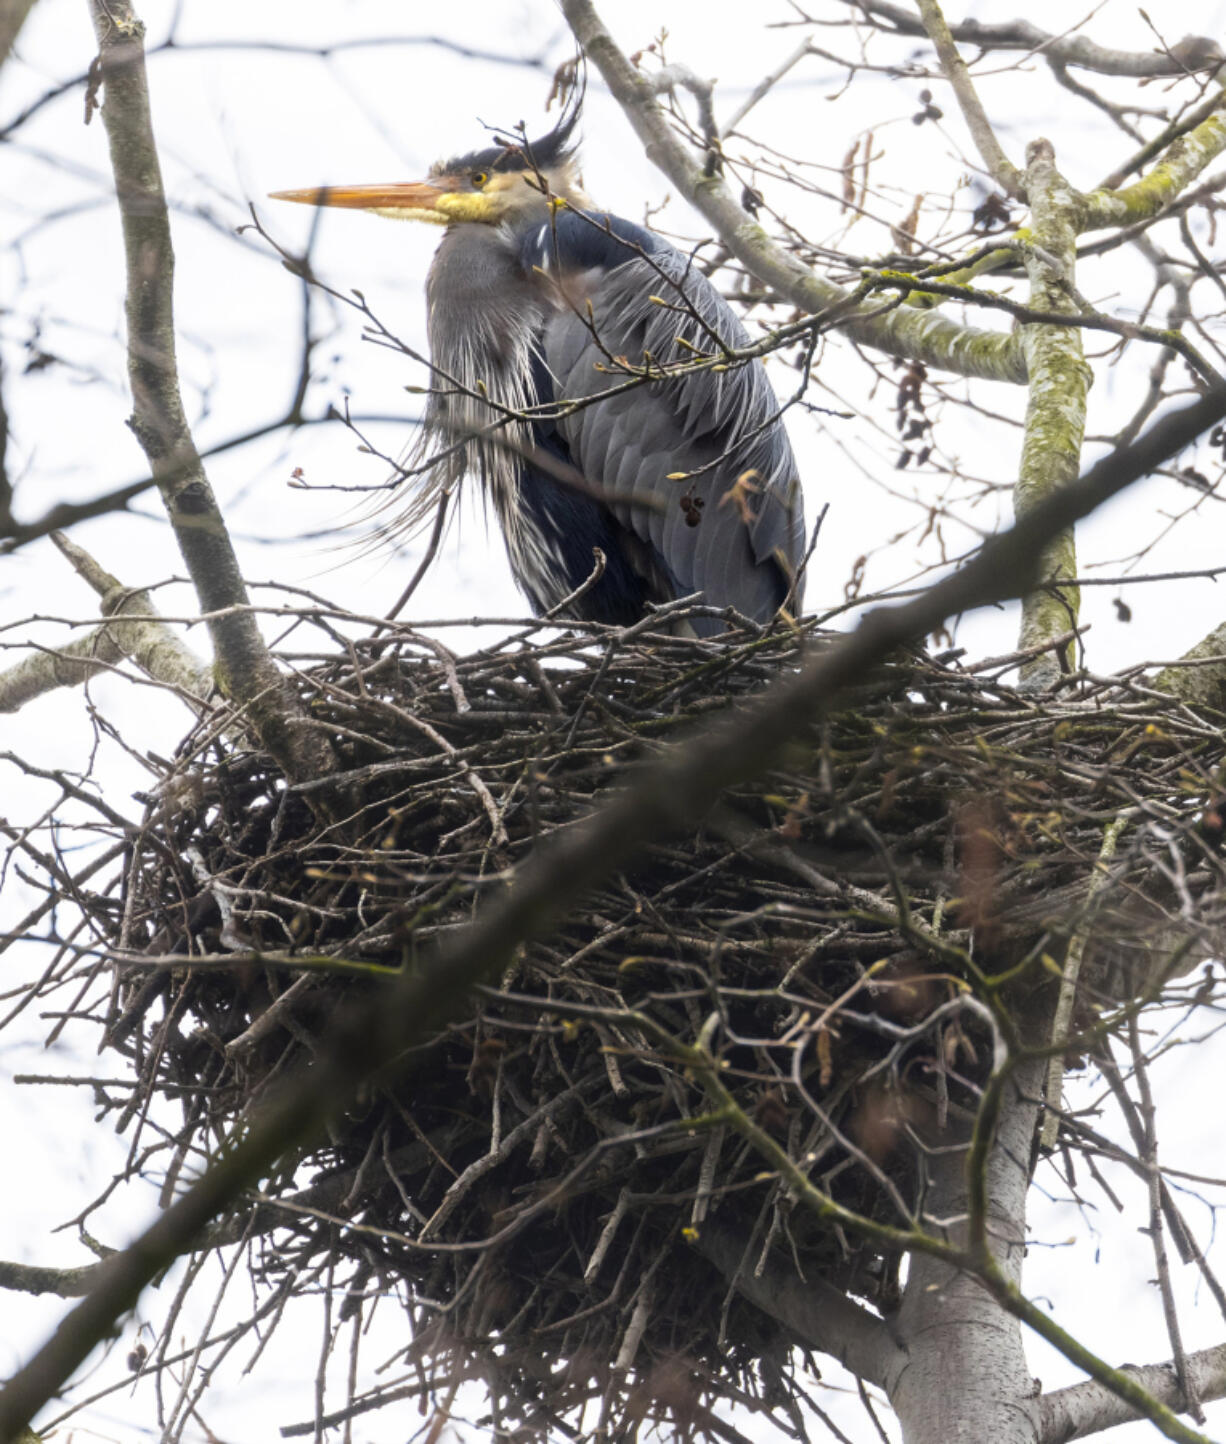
[268,181,453,223]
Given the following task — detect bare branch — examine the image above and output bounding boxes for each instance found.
[86,0,333,785]
[696,1224,904,1390]
[1039,1341,1226,1443]
[0,532,210,713]
[832,2,1225,80]
[915,0,1024,198]
[561,0,1027,384]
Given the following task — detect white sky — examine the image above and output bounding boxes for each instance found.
[4,1,1226,1440]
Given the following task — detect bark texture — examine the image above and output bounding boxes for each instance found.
[1015,140,1089,685]
[88,0,333,785]
[0,0,36,70]
[887,1061,1045,1444]
[1152,619,1226,712]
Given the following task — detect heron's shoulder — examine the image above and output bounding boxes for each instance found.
[516,207,668,276]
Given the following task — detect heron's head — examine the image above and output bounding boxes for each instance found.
[270,102,587,228]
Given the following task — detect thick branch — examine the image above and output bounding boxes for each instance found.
[1083,92,1226,230]
[0,0,36,71]
[695,1224,903,1390]
[1,387,1223,1443]
[889,1060,1045,1444]
[561,0,1026,384]
[1014,139,1089,684]
[87,0,332,784]
[1039,1342,1226,1444]
[1151,620,1226,710]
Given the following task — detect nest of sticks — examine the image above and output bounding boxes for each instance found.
[65,614,1226,1437]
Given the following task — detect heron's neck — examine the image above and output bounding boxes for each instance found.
[424,224,546,503]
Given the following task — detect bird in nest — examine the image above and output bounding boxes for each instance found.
[272,90,805,635]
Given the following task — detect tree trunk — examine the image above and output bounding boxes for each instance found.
[887,1060,1044,1444]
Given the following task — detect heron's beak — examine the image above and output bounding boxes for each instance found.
[268,181,453,225]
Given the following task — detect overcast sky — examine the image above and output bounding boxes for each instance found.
[4,2,1226,1440]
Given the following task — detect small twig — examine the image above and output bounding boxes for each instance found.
[1039,815,1127,1151]
[1129,1013,1204,1423]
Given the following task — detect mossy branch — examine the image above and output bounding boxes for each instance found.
[1014,139,1090,682]
[1149,616,1226,714]
[560,0,1027,384]
[1085,91,1226,230]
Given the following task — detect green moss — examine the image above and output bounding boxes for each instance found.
[1082,108,1226,230]
[1013,148,1091,677]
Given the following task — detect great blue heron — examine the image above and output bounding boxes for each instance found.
[272,99,805,635]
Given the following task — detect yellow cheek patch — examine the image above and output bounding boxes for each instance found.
[370,206,450,225]
[436,192,503,223]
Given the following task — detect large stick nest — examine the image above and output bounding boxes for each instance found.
[84,619,1226,1437]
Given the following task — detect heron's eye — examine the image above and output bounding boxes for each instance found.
[471,171,488,188]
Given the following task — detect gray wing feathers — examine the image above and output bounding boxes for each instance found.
[544,251,804,626]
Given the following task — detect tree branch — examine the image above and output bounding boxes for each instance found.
[87,0,332,785]
[1152,619,1226,710]
[1013,139,1090,684]
[1039,1341,1226,1444]
[0,532,210,713]
[915,0,1024,198]
[560,0,1027,384]
[0,1143,428,1301]
[1083,92,1226,231]
[832,2,1225,80]
[695,1224,904,1390]
[0,0,37,71]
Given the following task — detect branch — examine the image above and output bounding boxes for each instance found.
[0,532,210,713]
[695,1224,904,1390]
[1083,92,1226,231]
[1013,139,1090,684]
[0,1260,98,1302]
[0,409,411,555]
[1151,619,1226,710]
[0,32,548,143]
[0,0,36,71]
[0,1144,428,1301]
[1128,1014,1202,1421]
[1039,816,1126,1152]
[915,0,1024,197]
[560,0,1027,385]
[87,0,332,785]
[833,2,1225,80]
[1039,1342,1226,1444]
[1,386,1223,1442]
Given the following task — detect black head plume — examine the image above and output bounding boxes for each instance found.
[433,62,585,179]
[517,61,585,169]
